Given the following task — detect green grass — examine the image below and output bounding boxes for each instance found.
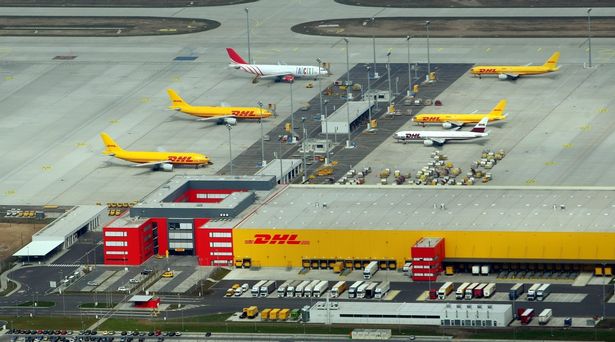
[0,280,17,296]
[79,302,118,309]
[17,301,55,307]
[0,316,97,330]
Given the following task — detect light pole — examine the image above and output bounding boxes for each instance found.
[386,49,392,108]
[344,37,352,148]
[226,124,233,175]
[425,20,431,78]
[258,101,266,167]
[370,17,378,79]
[317,58,323,118]
[324,100,329,164]
[366,65,372,126]
[244,8,251,64]
[406,35,412,94]
[602,262,606,320]
[289,79,294,142]
[301,116,307,182]
[587,8,592,68]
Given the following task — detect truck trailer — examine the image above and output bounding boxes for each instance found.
[348,281,364,299]
[331,281,348,298]
[437,282,454,300]
[277,280,293,297]
[527,283,541,301]
[456,282,470,299]
[536,283,551,301]
[465,283,479,300]
[286,280,302,297]
[356,282,370,298]
[365,282,379,299]
[508,283,524,300]
[538,308,552,325]
[294,280,310,297]
[374,281,391,299]
[312,280,329,297]
[260,280,276,297]
[304,280,321,297]
[483,283,496,298]
[251,280,266,297]
[363,261,379,280]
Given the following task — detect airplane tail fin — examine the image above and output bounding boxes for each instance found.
[471,117,489,133]
[226,48,248,65]
[543,51,560,70]
[167,89,189,110]
[489,99,507,118]
[100,132,123,155]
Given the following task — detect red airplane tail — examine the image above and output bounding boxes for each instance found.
[226,48,248,64]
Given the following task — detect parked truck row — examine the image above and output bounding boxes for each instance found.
[516,307,553,325]
[429,282,497,300]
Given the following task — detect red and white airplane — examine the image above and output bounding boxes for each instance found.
[226,48,329,83]
[394,117,490,146]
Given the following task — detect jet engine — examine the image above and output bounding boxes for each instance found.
[159,163,174,172]
[423,140,434,146]
[282,75,295,83]
[224,117,237,125]
[498,74,509,80]
[442,122,453,129]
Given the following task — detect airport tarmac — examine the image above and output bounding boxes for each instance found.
[2,1,615,205]
[355,64,615,186]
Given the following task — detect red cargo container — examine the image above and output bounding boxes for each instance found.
[520,308,535,325]
[516,307,526,320]
[429,289,438,300]
[473,283,487,298]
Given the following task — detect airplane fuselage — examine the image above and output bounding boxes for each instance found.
[413,114,505,124]
[394,131,488,142]
[176,105,272,119]
[112,150,209,165]
[232,64,327,78]
[470,66,557,76]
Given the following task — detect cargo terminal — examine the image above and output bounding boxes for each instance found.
[103,175,615,279]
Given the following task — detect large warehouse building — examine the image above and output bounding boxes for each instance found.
[104,176,615,279]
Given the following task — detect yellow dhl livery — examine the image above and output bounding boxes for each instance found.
[100,132,209,171]
[413,99,507,128]
[167,89,272,122]
[470,51,560,80]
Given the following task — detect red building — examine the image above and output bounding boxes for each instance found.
[103,176,277,266]
[410,237,445,282]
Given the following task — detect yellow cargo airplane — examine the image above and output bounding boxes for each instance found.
[413,99,507,129]
[100,132,210,171]
[470,51,560,80]
[167,89,273,125]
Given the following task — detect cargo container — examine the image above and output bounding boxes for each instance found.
[481,265,490,275]
[294,280,310,297]
[365,282,379,299]
[286,280,302,297]
[473,283,487,298]
[520,308,535,325]
[445,265,454,276]
[304,280,321,297]
[260,280,276,297]
[437,282,454,299]
[538,308,552,325]
[333,261,345,273]
[471,265,480,275]
[312,280,329,297]
[356,282,370,298]
[483,283,496,298]
[348,281,364,299]
[331,281,348,298]
[277,280,293,297]
[363,261,379,279]
[402,262,412,275]
[269,308,281,321]
[261,308,271,320]
[465,283,479,300]
[290,308,300,320]
[429,288,438,300]
[516,307,526,320]
[564,317,572,327]
[509,283,524,300]
[251,280,267,297]
[278,308,290,321]
[527,283,541,301]
[456,282,470,299]
[374,281,391,299]
[243,306,258,319]
[536,283,551,301]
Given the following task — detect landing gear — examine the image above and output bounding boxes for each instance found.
[252,76,260,84]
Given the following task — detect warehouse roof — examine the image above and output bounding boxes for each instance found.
[13,240,63,257]
[236,185,615,232]
[312,301,511,315]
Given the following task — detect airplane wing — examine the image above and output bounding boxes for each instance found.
[259,73,293,79]
[447,121,464,130]
[197,115,234,121]
[432,138,447,145]
[132,161,170,167]
[504,73,520,80]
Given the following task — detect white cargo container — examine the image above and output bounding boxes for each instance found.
[294,280,311,297]
[471,265,480,275]
[538,308,552,325]
[251,280,266,297]
[356,282,370,298]
[312,280,329,297]
[363,261,379,279]
[259,280,276,297]
[483,283,496,298]
[277,280,293,297]
[348,281,364,299]
[374,281,391,299]
[527,283,541,301]
[465,283,479,300]
[402,262,412,275]
[286,280,302,296]
[365,282,379,299]
[456,282,470,299]
[536,283,551,301]
[437,282,454,300]
[480,265,490,275]
[304,280,321,297]
[330,281,348,298]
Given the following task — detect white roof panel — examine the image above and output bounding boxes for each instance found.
[13,240,63,257]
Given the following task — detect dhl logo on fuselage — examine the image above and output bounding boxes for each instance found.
[416,116,445,122]
[245,233,310,245]
[404,133,421,139]
[168,156,194,163]
[232,110,256,117]
[476,68,497,73]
